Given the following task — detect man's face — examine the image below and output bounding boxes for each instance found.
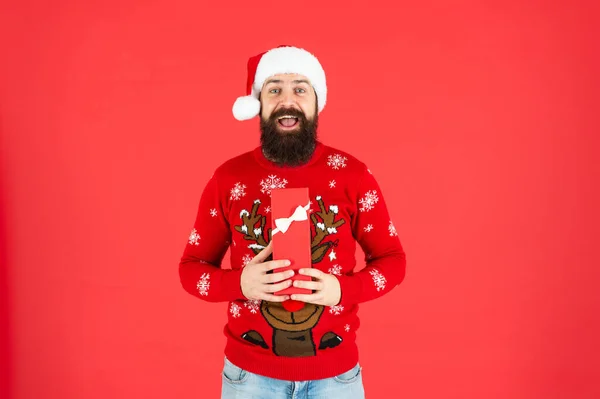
[259,73,319,167]
[259,73,317,125]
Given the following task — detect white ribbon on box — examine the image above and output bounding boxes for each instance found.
[272,202,311,235]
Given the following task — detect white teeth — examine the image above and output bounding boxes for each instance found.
[278,115,297,119]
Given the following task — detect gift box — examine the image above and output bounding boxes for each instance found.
[270,188,312,310]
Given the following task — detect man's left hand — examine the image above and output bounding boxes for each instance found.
[289,268,341,306]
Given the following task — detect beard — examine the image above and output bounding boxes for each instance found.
[259,106,318,167]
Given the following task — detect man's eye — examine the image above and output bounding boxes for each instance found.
[270,89,280,94]
[295,88,305,93]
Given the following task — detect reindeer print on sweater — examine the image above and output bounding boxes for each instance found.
[234,195,346,357]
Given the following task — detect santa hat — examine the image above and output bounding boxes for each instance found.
[232,45,327,121]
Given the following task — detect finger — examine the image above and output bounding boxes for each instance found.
[262,259,291,272]
[258,293,290,302]
[263,269,295,284]
[298,268,324,279]
[293,280,324,291]
[264,279,294,293]
[289,293,324,304]
[249,242,273,264]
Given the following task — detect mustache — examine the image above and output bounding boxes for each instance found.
[269,107,306,121]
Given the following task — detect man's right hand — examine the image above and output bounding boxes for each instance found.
[240,241,294,302]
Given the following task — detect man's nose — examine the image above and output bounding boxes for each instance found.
[279,89,296,107]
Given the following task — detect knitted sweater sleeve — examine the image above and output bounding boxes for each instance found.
[336,167,407,306]
[178,171,246,302]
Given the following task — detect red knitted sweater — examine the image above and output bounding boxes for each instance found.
[179,140,406,380]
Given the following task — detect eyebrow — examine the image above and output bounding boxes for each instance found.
[264,79,310,85]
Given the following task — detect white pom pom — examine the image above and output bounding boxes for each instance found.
[232,95,261,121]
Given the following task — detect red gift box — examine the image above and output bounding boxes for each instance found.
[270,188,312,310]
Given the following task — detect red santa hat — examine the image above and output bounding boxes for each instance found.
[232,45,327,121]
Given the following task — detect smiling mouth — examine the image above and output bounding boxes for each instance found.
[278,115,299,129]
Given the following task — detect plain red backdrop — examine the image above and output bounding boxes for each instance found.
[1,1,599,398]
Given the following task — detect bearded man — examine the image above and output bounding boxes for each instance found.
[179,45,407,399]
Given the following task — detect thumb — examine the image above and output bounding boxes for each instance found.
[250,241,273,264]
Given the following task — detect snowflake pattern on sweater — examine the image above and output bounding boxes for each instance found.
[243,299,261,314]
[370,269,387,291]
[188,228,200,246]
[389,221,398,236]
[230,182,247,200]
[241,254,253,267]
[327,154,348,170]
[230,302,241,318]
[359,190,379,212]
[196,273,210,296]
[329,305,344,315]
[328,264,342,276]
[260,174,288,195]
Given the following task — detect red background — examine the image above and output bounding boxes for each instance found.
[1,1,599,398]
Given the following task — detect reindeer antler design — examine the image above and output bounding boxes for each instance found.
[234,199,272,255]
[310,196,346,263]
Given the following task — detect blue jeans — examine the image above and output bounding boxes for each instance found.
[221,357,365,399]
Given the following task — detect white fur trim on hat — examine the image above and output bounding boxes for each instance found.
[232,95,261,121]
[232,46,327,121]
